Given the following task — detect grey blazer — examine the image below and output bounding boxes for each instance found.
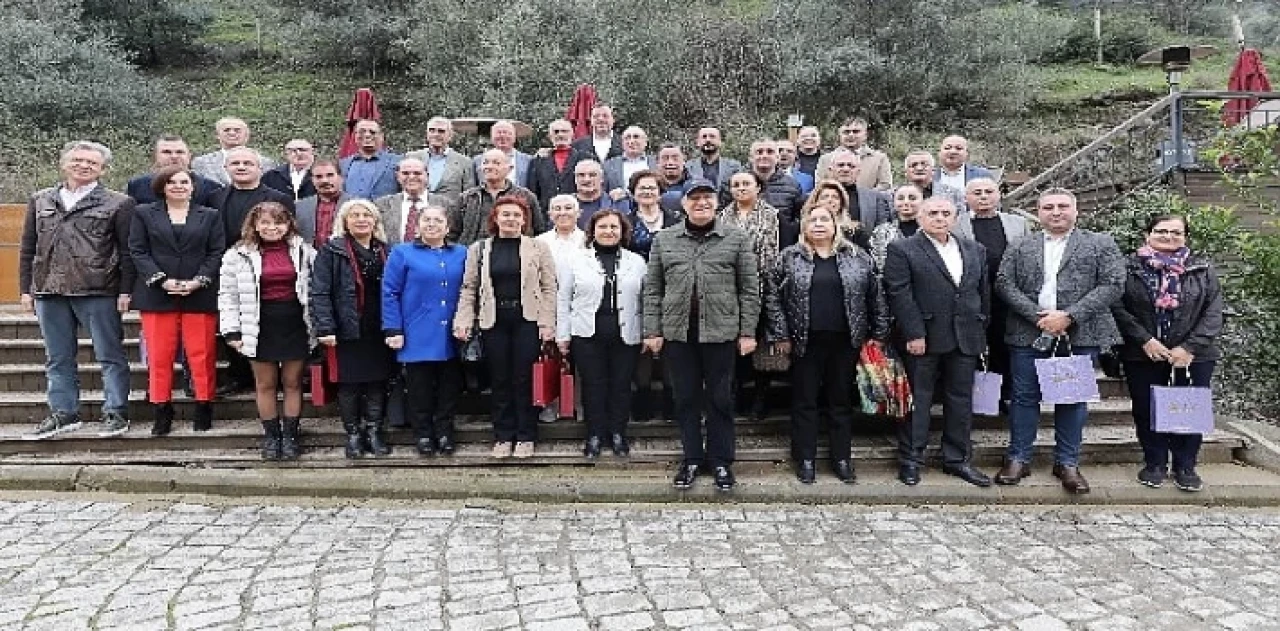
[374,192,456,245]
[404,149,476,200]
[685,157,744,190]
[995,229,1125,348]
[603,155,658,193]
[852,185,893,230]
[296,193,355,244]
[954,210,1030,242]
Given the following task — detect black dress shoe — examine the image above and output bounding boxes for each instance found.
[713,466,736,491]
[610,434,630,457]
[415,438,435,456]
[898,464,921,486]
[796,460,816,484]
[436,436,455,456]
[943,463,993,488]
[672,464,699,490]
[832,460,857,484]
[583,436,602,459]
[1053,464,1091,494]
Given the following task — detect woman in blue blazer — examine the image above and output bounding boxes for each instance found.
[382,204,469,456]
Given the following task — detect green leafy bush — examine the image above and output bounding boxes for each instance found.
[1044,11,1171,65]
[80,0,215,67]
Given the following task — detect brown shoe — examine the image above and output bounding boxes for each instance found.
[994,460,1030,486]
[1053,464,1091,494]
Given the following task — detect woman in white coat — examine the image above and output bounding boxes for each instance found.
[556,209,646,458]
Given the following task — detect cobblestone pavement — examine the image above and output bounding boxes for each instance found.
[0,497,1278,630]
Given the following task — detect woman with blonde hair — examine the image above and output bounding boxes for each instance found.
[799,179,871,250]
[765,204,889,484]
[311,199,397,458]
[219,202,315,460]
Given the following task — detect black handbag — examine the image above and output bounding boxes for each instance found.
[458,240,487,362]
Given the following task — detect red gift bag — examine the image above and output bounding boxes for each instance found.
[532,344,561,407]
[558,359,575,419]
[310,347,339,406]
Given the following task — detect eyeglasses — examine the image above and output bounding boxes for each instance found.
[285,147,312,153]
[1151,228,1185,237]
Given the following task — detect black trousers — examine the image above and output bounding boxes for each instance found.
[791,331,856,462]
[898,349,977,466]
[665,339,736,468]
[633,353,675,420]
[986,300,1012,399]
[486,308,542,442]
[405,360,462,441]
[1124,359,1213,471]
[573,335,640,439]
[337,381,387,428]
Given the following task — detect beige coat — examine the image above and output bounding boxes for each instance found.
[816,146,893,190]
[455,236,557,330]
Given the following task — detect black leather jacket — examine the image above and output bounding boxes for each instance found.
[19,185,136,296]
[765,242,890,356]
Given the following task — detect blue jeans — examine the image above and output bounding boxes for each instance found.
[1006,344,1100,467]
[35,296,130,416]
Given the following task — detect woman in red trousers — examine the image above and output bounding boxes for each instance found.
[128,165,226,434]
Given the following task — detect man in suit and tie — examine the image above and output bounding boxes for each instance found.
[405,117,476,201]
[296,160,353,247]
[340,119,401,200]
[602,126,656,198]
[528,119,590,212]
[208,147,293,394]
[375,157,454,245]
[191,117,277,186]
[828,148,892,230]
[995,188,1125,494]
[571,104,623,161]
[935,135,995,191]
[883,197,993,488]
[685,127,743,198]
[127,134,223,206]
[473,120,531,188]
[261,139,317,201]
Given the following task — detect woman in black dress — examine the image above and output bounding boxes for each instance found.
[311,199,398,458]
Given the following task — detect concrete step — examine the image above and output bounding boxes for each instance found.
[0,312,142,340]
[0,421,1245,468]
[0,390,1141,427]
[0,338,146,364]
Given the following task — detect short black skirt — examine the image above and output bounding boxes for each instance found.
[255,299,310,362]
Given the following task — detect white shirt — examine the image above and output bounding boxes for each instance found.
[400,195,425,240]
[536,229,587,269]
[1038,231,1072,310]
[593,135,612,161]
[59,182,98,210]
[925,232,963,286]
[938,166,966,192]
[290,168,308,196]
[621,156,648,188]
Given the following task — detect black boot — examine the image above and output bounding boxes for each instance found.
[151,403,174,436]
[364,390,391,456]
[338,389,363,459]
[192,402,213,432]
[280,417,301,460]
[260,418,282,460]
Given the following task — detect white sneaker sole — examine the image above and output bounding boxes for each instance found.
[98,425,129,438]
[23,422,83,441]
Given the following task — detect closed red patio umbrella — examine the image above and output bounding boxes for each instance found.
[565,84,598,141]
[1223,49,1272,127]
[339,88,382,158]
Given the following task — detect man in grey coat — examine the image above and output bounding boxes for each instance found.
[295,160,353,247]
[374,157,454,245]
[404,117,476,201]
[994,188,1125,494]
[644,179,760,492]
[883,198,992,488]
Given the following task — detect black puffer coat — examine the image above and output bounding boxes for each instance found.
[310,236,388,341]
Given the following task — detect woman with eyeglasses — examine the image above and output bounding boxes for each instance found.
[623,170,677,422]
[1111,214,1223,493]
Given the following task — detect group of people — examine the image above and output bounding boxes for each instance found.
[18,106,1224,493]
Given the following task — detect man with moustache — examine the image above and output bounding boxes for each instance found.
[645,179,760,492]
[685,127,742,196]
[748,139,806,221]
[571,104,623,161]
[128,134,224,206]
[883,197,992,488]
[261,139,318,201]
[528,119,591,211]
[296,160,354,247]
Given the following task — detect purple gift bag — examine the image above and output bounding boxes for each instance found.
[1034,353,1100,405]
[1151,370,1214,434]
[972,366,1003,416]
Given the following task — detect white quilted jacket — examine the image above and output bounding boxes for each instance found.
[217,236,316,358]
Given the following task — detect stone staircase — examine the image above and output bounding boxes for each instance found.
[0,310,1249,471]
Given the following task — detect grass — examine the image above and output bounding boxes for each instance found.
[1029,48,1244,107]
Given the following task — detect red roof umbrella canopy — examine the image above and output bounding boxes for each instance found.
[1223,49,1272,127]
[339,88,383,159]
[566,83,598,141]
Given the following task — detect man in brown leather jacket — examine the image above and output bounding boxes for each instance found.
[19,141,136,439]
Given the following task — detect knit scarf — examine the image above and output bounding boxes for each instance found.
[1136,245,1189,335]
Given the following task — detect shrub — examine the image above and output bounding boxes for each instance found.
[80,0,215,67]
[1044,11,1171,65]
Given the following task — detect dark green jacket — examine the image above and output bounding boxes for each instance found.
[643,220,760,343]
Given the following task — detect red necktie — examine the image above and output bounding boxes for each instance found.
[403,198,421,242]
